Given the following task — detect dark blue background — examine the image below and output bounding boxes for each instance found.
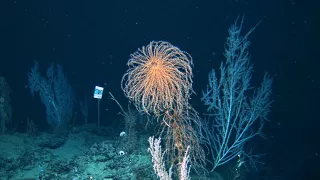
[0,0,319,179]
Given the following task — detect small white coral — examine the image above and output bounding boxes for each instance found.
[120,131,126,137]
[118,150,126,156]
